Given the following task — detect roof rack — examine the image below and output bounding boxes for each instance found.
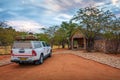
[15,33,38,41]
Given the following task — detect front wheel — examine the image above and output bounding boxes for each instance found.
[48,50,52,57]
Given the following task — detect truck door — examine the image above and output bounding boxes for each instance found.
[42,42,47,56]
[45,43,50,54]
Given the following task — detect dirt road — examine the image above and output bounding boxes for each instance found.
[0,53,120,80]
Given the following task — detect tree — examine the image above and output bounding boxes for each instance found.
[36,33,50,43]
[103,17,120,53]
[41,25,59,47]
[54,27,67,48]
[72,6,115,51]
[60,21,78,48]
[103,17,120,39]
[0,22,16,46]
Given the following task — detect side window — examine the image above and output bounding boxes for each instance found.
[45,43,49,47]
[45,42,49,47]
[42,42,46,47]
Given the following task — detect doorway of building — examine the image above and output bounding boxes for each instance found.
[73,38,84,49]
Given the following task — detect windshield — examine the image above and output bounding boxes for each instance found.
[13,41,32,49]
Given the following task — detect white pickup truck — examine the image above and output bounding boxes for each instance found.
[11,41,52,65]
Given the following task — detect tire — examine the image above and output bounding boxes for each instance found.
[35,54,44,65]
[39,54,44,64]
[48,50,52,57]
[19,62,24,65]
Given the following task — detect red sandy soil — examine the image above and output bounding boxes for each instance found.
[0,53,120,80]
[0,55,10,60]
[52,48,69,52]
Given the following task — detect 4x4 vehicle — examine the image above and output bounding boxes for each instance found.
[11,41,52,65]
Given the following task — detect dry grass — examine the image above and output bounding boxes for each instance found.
[0,46,11,55]
[52,45,68,49]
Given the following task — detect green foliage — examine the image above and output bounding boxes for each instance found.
[60,21,78,48]
[36,33,50,43]
[0,26,16,45]
[54,28,66,44]
[39,22,78,48]
[0,22,28,46]
[41,25,59,38]
[61,21,78,38]
[103,17,120,40]
[40,25,59,47]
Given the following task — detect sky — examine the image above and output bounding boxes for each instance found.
[0,0,120,33]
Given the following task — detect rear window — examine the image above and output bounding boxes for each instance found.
[13,41,32,49]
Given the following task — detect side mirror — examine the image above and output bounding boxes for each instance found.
[47,44,50,47]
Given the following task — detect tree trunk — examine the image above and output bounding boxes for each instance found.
[70,40,73,49]
[114,39,120,54]
[62,44,65,48]
[67,43,70,49]
[50,40,54,48]
[61,40,65,48]
[67,40,70,49]
[86,38,94,52]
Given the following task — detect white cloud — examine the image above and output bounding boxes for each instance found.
[7,20,45,33]
[95,2,105,7]
[24,0,83,13]
[74,0,82,3]
[62,0,72,6]
[116,13,120,17]
[7,11,18,16]
[23,0,63,12]
[42,0,82,12]
[45,0,62,11]
[54,13,72,21]
[111,0,120,7]
[112,0,118,5]
[0,8,4,12]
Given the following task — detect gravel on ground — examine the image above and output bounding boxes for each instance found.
[53,49,120,69]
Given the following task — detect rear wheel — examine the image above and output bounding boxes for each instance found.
[18,62,24,65]
[40,54,44,64]
[35,54,44,65]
